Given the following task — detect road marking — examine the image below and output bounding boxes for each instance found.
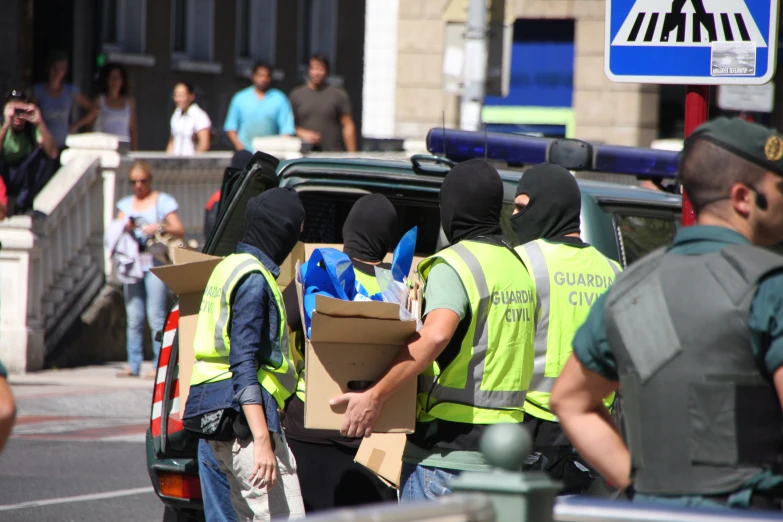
[0,487,155,512]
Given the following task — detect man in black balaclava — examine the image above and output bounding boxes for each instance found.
[511,163,621,496]
[511,163,582,245]
[332,159,537,502]
[184,188,307,519]
[281,192,400,512]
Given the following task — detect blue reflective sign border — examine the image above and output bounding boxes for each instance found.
[604,0,780,85]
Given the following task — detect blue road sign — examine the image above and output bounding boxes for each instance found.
[605,0,780,84]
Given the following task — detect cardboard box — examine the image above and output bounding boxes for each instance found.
[302,293,418,433]
[354,433,408,488]
[150,248,223,410]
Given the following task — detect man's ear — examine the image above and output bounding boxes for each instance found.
[729,183,753,217]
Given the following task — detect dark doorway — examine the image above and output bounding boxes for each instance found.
[32,0,76,84]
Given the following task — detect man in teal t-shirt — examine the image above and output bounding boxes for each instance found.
[223,62,295,151]
[551,117,783,511]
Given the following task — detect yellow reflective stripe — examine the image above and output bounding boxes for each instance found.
[521,241,551,394]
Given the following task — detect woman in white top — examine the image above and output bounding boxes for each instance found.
[166,82,211,155]
[92,63,138,150]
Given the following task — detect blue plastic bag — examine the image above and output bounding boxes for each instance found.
[300,248,357,334]
[391,226,418,282]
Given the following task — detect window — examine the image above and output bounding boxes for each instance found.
[236,0,278,65]
[102,0,147,54]
[614,214,677,266]
[299,0,338,69]
[172,0,215,63]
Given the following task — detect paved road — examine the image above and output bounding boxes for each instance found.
[0,363,165,522]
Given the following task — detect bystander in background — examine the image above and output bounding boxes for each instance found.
[0,89,58,215]
[32,51,95,152]
[0,358,16,455]
[290,55,356,152]
[92,63,138,150]
[224,62,295,151]
[113,161,184,378]
[167,82,211,155]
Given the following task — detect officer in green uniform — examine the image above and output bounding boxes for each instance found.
[183,188,306,519]
[332,159,537,501]
[551,117,783,510]
[281,193,399,511]
[511,163,621,494]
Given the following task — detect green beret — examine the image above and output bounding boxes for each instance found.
[689,117,783,176]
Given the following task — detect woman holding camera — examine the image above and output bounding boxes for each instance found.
[114,161,184,378]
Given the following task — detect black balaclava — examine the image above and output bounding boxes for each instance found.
[342,194,398,263]
[440,159,504,244]
[510,163,581,245]
[241,188,305,267]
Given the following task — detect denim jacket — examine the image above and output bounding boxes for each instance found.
[183,243,284,435]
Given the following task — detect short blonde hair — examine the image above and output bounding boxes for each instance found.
[129,160,153,182]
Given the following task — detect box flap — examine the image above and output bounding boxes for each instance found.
[355,433,407,488]
[151,258,223,296]
[171,247,221,265]
[315,294,401,320]
[311,314,417,344]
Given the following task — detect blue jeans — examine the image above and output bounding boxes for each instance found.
[400,463,461,502]
[123,271,168,375]
[198,439,237,522]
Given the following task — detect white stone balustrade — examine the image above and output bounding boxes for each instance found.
[0,153,104,373]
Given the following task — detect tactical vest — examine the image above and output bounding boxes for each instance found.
[517,240,621,421]
[417,240,536,425]
[604,244,783,495]
[191,253,298,409]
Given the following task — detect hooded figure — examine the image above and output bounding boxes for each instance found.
[440,159,504,244]
[342,193,398,262]
[242,187,306,266]
[510,163,581,245]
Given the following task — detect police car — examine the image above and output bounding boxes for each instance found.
[147,130,681,521]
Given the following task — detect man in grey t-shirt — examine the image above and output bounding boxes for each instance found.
[290,55,357,152]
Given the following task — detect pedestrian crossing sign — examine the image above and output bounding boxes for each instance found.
[605,0,780,84]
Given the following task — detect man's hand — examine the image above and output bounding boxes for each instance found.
[298,128,321,145]
[2,103,19,126]
[331,389,382,438]
[21,104,43,126]
[250,435,278,489]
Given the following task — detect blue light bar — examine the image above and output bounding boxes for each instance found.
[426,128,548,165]
[593,144,679,179]
[426,127,681,179]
